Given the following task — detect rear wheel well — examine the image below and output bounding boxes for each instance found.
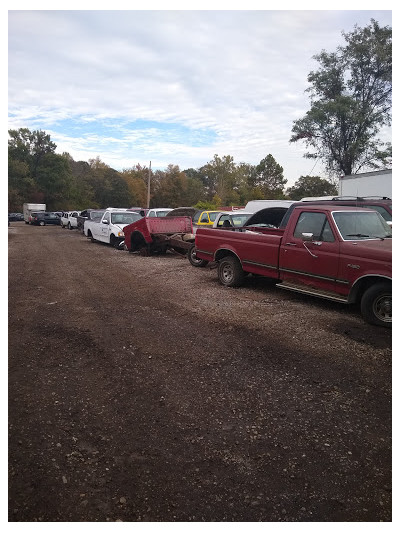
[214,248,242,265]
[349,276,392,304]
[130,231,147,252]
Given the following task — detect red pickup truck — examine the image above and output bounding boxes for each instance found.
[194,205,392,327]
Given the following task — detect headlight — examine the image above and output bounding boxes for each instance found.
[117,231,124,237]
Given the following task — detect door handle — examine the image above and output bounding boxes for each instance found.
[285,242,297,246]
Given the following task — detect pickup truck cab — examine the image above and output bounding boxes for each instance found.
[194,205,392,327]
[85,208,143,247]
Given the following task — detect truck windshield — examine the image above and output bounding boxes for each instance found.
[111,212,141,225]
[332,211,392,241]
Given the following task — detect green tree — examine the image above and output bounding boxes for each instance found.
[286,175,338,200]
[35,152,73,209]
[254,154,287,199]
[200,155,238,204]
[290,19,392,176]
[8,128,57,177]
[151,165,191,207]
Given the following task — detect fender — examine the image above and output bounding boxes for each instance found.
[348,274,392,304]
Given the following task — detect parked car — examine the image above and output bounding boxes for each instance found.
[8,213,24,221]
[166,207,199,220]
[146,208,173,217]
[60,211,81,229]
[30,212,61,226]
[76,209,105,232]
[212,211,253,229]
[193,210,221,227]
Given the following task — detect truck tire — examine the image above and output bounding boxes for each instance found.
[39,221,45,226]
[188,244,208,268]
[360,282,391,328]
[218,256,244,287]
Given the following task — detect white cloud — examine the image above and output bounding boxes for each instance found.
[8,9,392,186]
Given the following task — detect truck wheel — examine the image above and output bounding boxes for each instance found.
[39,221,45,226]
[360,282,391,328]
[218,256,244,287]
[110,235,120,249]
[188,244,208,268]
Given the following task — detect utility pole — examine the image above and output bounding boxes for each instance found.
[147,161,151,208]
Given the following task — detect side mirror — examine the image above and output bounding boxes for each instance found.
[102,220,109,224]
[301,232,314,241]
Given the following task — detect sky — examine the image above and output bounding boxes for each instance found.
[7,3,393,188]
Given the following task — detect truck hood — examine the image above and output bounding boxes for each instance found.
[341,238,392,262]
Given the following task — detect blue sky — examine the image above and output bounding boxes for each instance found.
[7,3,393,187]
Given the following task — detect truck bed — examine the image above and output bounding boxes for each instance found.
[124,216,192,243]
[195,227,283,277]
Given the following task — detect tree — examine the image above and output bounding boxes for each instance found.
[8,128,57,177]
[253,155,287,199]
[290,19,392,177]
[35,152,73,209]
[286,175,338,200]
[200,155,238,204]
[151,165,191,207]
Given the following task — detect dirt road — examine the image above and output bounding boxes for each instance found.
[8,222,391,522]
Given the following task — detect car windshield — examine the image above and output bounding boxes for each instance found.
[332,211,392,240]
[111,212,141,224]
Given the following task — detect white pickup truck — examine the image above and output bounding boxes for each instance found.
[60,211,81,229]
[84,208,143,248]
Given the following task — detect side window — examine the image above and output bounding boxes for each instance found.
[217,215,230,227]
[103,212,110,223]
[193,212,201,224]
[200,213,209,223]
[293,212,335,242]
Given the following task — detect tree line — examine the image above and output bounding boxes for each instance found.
[8,128,339,212]
[8,19,391,212]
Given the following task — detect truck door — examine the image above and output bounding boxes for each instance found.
[100,211,111,241]
[279,210,340,294]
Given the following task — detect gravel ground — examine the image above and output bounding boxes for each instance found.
[8,222,392,522]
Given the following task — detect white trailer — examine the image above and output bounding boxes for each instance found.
[23,203,46,224]
[338,169,392,198]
